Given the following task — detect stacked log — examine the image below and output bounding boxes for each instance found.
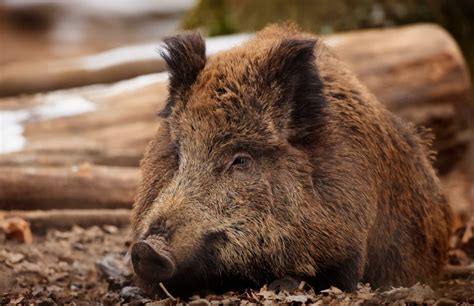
[0,24,470,231]
[0,165,139,210]
[325,24,471,174]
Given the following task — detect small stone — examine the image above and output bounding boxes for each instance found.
[95,253,131,288]
[120,286,146,300]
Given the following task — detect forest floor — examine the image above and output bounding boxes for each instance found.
[0,221,473,305]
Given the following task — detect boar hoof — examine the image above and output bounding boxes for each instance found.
[131,239,175,282]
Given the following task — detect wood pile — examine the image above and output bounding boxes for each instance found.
[0,24,471,234]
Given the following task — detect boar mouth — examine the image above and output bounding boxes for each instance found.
[131,232,260,297]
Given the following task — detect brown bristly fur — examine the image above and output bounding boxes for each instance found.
[131,23,452,296]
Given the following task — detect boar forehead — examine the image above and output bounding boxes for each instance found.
[170,48,294,146]
[168,103,286,161]
[163,38,320,160]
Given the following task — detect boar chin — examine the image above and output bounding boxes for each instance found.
[164,271,257,297]
[135,259,258,298]
[132,236,266,297]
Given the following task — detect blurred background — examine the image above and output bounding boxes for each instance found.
[183,0,474,75]
[1,0,473,74]
[0,0,192,64]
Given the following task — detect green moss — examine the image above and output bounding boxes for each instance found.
[181,0,473,83]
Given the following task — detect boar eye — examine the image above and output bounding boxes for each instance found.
[228,153,251,171]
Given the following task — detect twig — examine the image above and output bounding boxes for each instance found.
[159,282,176,301]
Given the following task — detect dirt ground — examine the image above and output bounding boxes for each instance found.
[0,221,473,305]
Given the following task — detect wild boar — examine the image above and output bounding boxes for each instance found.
[130,24,452,296]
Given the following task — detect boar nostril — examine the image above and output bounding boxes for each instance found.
[131,239,176,282]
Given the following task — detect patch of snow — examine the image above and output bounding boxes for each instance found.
[1,32,255,153]
[205,33,253,55]
[33,95,96,120]
[323,36,344,48]
[79,43,159,71]
[0,111,28,154]
[0,95,96,154]
[104,72,169,96]
[80,33,253,71]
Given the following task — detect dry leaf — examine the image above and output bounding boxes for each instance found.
[382,283,436,303]
[0,217,33,244]
[320,286,343,295]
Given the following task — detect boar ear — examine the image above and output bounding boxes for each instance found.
[264,39,316,87]
[263,39,325,139]
[264,39,316,98]
[159,32,206,117]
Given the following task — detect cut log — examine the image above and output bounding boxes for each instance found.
[325,24,470,111]
[0,164,139,210]
[2,209,131,233]
[324,24,471,173]
[0,76,168,166]
[0,24,470,173]
[0,55,166,98]
[0,24,469,105]
[0,156,468,213]
[0,34,251,96]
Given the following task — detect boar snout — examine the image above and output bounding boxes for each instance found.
[131,236,176,282]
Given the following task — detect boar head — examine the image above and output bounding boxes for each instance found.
[131,31,354,296]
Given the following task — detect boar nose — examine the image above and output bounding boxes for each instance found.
[131,238,176,281]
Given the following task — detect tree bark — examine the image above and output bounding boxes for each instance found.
[0,18,469,246]
[0,165,139,210]
[0,24,470,174]
[324,24,471,173]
